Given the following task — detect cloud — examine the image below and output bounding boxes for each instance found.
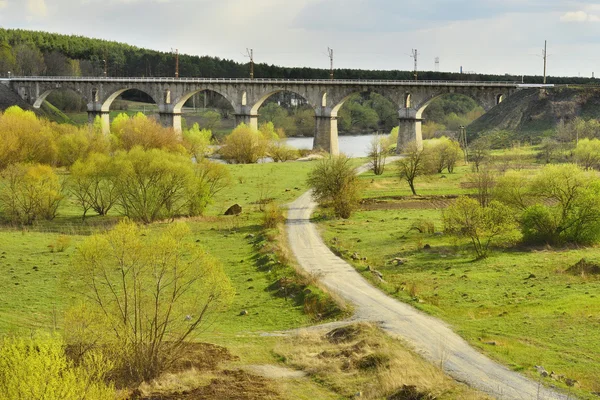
[0,0,7,9]
[560,11,600,22]
[27,0,47,17]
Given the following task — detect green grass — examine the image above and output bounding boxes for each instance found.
[318,161,600,398]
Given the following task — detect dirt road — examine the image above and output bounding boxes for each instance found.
[286,185,569,400]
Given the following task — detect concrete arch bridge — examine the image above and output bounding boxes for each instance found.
[1,77,530,154]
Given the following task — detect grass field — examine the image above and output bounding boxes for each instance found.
[318,156,600,399]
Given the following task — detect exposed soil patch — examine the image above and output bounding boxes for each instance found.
[170,342,239,372]
[244,364,306,379]
[361,196,457,211]
[566,258,600,276]
[141,370,280,400]
[325,324,369,344]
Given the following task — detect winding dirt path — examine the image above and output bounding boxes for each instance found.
[286,167,569,400]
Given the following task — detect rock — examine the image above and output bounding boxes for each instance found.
[392,258,407,266]
[239,310,248,316]
[565,378,577,387]
[245,233,255,239]
[225,204,242,216]
[371,270,384,280]
[361,257,368,261]
[423,244,431,250]
[525,273,536,280]
[535,365,548,377]
[351,252,360,260]
[484,341,497,346]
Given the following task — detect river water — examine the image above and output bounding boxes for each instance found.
[286,134,381,158]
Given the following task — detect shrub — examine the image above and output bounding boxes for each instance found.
[307,154,362,219]
[574,138,600,170]
[111,113,183,153]
[0,335,115,400]
[397,141,434,195]
[182,123,213,161]
[427,136,463,173]
[220,123,269,164]
[263,202,285,229]
[0,163,63,225]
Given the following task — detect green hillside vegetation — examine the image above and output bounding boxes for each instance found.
[315,141,600,399]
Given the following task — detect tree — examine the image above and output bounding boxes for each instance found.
[113,148,198,223]
[574,138,600,170]
[397,141,432,195]
[427,137,463,173]
[466,169,496,207]
[537,137,560,164]
[443,197,519,259]
[307,154,362,219]
[70,153,120,219]
[70,220,233,384]
[0,163,63,225]
[0,41,16,76]
[0,335,115,400]
[13,43,46,76]
[468,137,491,172]
[199,110,222,131]
[368,134,388,175]
[111,113,182,152]
[495,164,600,245]
[219,123,269,164]
[183,123,213,161]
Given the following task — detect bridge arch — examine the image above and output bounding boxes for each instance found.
[172,88,236,115]
[414,92,487,120]
[250,89,317,116]
[101,88,160,112]
[32,87,89,109]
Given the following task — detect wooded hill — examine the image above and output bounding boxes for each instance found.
[0,28,596,84]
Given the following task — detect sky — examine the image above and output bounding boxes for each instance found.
[1,0,600,77]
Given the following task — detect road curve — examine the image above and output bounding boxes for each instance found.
[286,181,569,400]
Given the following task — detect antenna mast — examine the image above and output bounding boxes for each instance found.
[435,56,440,72]
[411,49,418,81]
[328,47,334,80]
[246,48,254,79]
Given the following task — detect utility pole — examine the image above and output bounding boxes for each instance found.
[328,47,334,80]
[103,59,107,77]
[435,56,440,72]
[172,48,179,78]
[411,49,418,81]
[542,40,547,84]
[246,48,254,79]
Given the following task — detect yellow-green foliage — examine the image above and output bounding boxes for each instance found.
[110,113,183,153]
[0,163,63,224]
[69,220,234,384]
[219,123,270,164]
[0,335,116,400]
[574,138,600,170]
[426,136,464,173]
[182,123,213,160]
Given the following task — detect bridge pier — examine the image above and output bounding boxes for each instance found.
[397,118,423,152]
[314,116,339,156]
[87,111,110,135]
[159,112,183,133]
[234,114,258,130]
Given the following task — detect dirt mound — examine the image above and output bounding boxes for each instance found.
[170,342,239,372]
[387,385,435,400]
[141,370,280,400]
[566,258,600,276]
[325,324,368,344]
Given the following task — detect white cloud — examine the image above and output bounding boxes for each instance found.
[560,11,600,22]
[27,0,47,17]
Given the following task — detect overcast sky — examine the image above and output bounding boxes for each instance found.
[1,0,599,77]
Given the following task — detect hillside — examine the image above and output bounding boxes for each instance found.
[468,87,600,141]
[0,28,597,84]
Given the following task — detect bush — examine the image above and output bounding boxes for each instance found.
[427,136,463,173]
[70,153,119,218]
[70,221,234,384]
[0,335,115,400]
[111,113,183,153]
[220,123,270,164]
[263,202,285,228]
[307,154,362,219]
[0,163,63,225]
[182,123,213,160]
[443,197,519,258]
[574,138,600,170]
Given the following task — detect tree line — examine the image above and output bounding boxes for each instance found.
[0,28,597,84]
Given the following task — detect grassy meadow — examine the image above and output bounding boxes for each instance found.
[318,152,600,399]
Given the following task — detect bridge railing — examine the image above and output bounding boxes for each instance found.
[5,76,524,87]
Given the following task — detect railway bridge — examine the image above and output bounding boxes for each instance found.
[1,77,527,154]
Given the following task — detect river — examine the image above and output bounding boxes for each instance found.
[286,134,382,158]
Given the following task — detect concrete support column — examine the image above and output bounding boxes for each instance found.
[159,112,183,134]
[396,118,423,152]
[234,114,258,130]
[313,115,339,155]
[87,111,110,135]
